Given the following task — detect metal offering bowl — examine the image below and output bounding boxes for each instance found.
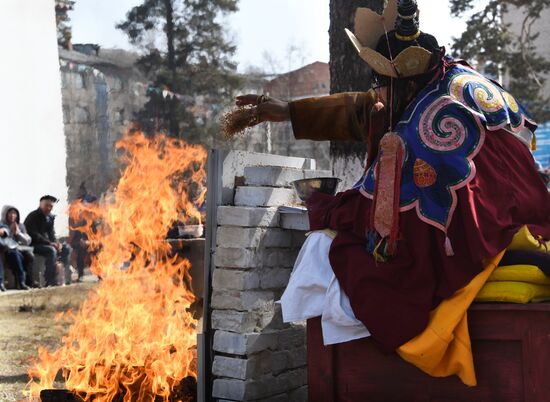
[292,177,341,202]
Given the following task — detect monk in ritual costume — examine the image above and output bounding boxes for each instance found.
[236,0,550,385]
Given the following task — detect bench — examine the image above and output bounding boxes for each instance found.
[1,251,46,289]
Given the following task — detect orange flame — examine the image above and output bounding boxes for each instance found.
[27,132,207,401]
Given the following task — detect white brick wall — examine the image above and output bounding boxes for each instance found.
[210,159,319,401]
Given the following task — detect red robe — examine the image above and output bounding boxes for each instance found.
[289,92,550,351]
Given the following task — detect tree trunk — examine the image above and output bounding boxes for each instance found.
[164,0,179,137]
[329,0,384,187]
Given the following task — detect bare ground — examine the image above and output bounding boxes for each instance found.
[0,280,98,402]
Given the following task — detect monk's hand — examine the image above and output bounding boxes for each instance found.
[235,94,290,123]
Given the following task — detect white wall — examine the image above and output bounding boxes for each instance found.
[0,0,69,236]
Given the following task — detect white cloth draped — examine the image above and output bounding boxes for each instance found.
[279,231,371,345]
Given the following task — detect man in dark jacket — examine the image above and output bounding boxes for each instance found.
[24,195,71,286]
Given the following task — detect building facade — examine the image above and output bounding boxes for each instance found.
[263,61,331,170]
[60,46,148,199]
[60,54,332,199]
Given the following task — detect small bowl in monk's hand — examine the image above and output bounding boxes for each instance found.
[292,177,341,202]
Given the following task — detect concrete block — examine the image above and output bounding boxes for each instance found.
[255,394,289,402]
[244,166,305,188]
[217,227,292,248]
[216,247,299,269]
[211,290,275,311]
[214,247,259,268]
[272,368,308,395]
[212,378,245,400]
[213,331,278,355]
[246,350,275,378]
[276,327,307,350]
[261,248,300,268]
[289,385,308,402]
[214,327,303,356]
[211,308,287,333]
[212,355,248,380]
[235,187,297,207]
[259,268,291,289]
[212,268,260,291]
[217,206,279,228]
[279,212,310,231]
[258,304,288,331]
[304,169,333,179]
[262,229,293,248]
[271,347,307,375]
[212,309,260,333]
[244,368,308,400]
[291,231,308,247]
[213,351,278,381]
[219,151,317,205]
[213,368,307,401]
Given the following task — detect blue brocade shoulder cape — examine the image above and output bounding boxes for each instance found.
[356,63,537,233]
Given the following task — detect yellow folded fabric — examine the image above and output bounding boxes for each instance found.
[474,281,550,304]
[488,264,550,285]
[394,226,549,386]
[508,225,550,253]
[397,252,504,387]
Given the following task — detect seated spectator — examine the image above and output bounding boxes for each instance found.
[0,205,34,290]
[1,225,27,290]
[24,195,71,286]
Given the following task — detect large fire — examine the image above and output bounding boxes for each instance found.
[27,133,207,401]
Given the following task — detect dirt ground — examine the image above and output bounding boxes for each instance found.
[0,280,98,402]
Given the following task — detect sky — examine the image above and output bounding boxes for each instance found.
[70,0,466,73]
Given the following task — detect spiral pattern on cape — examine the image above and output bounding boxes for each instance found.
[418,97,467,152]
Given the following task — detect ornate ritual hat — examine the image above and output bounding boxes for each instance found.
[345,0,439,79]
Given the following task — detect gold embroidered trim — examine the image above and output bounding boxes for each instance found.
[397,11,418,20]
[395,30,421,42]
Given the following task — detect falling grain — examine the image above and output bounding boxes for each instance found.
[220,106,259,139]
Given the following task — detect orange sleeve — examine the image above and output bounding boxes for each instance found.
[288,90,380,142]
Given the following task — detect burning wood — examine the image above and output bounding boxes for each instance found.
[39,375,197,401]
[27,133,207,402]
[39,376,197,401]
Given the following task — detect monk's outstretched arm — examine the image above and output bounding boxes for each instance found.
[235,89,383,142]
[289,90,381,142]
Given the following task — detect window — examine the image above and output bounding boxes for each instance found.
[109,76,123,92]
[114,109,125,125]
[62,105,70,124]
[74,106,90,123]
[60,72,68,89]
[74,72,87,89]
